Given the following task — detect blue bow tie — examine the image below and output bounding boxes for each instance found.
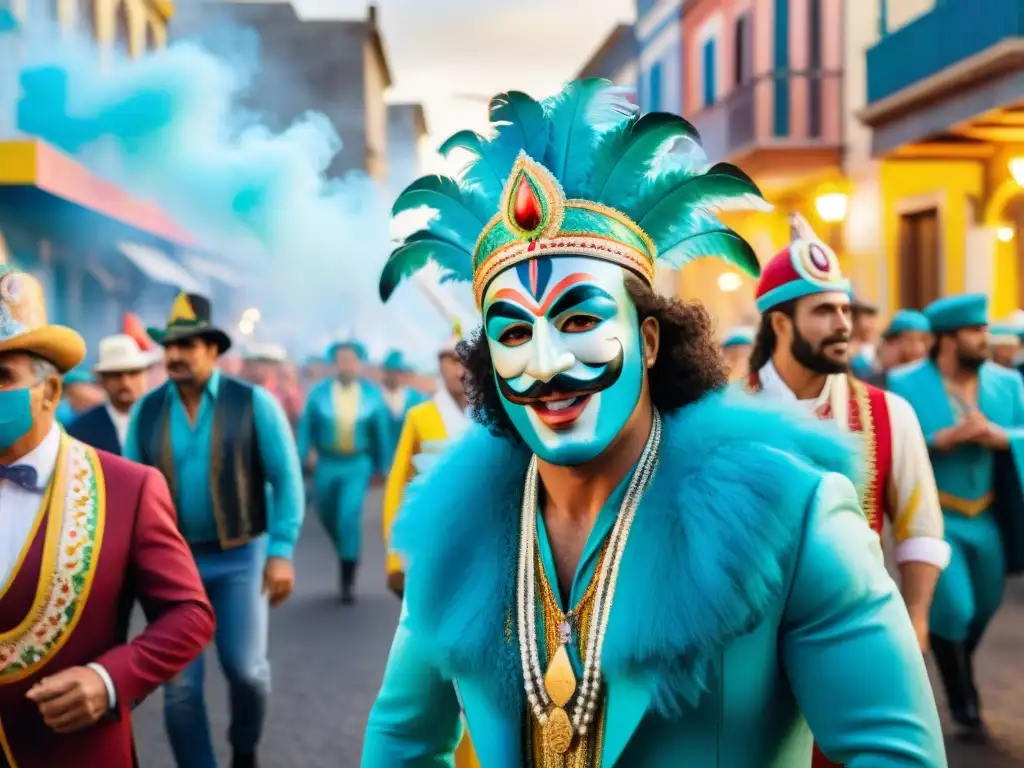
[0,464,40,491]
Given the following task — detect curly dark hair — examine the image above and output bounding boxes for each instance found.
[458,275,727,441]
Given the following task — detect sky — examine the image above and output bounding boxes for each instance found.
[291,0,636,172]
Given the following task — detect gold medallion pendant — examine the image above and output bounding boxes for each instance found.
[543,644,577,755]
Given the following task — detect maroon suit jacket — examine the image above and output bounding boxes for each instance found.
[0,444,215,768]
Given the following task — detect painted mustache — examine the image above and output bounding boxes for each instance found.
[497,343,624,405]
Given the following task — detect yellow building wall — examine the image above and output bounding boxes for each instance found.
[984,146,1024,317]
[879,159,984,312]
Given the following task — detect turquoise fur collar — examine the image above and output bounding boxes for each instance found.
[393,388,860,718]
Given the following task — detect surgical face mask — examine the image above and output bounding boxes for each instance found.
[0,386,35,452]
[482,256,644,466]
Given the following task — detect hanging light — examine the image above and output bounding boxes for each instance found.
[997,225,1015,243]
[717,272,742,293]
[1009,157,1024,187]
[815,192,849,224]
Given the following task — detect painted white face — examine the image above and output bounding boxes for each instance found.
[482,255,644,465]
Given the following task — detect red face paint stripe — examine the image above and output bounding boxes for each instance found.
[529,259,539,297]
[492,273,596,316]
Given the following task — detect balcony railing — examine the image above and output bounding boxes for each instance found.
[866,0,1024,104]
[687,70,842,163]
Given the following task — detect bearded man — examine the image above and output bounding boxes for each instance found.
[362,80,944,767]
[889,294,1024,743]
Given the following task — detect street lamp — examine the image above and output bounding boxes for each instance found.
[242,307,261,323]
[717,272,742,293]
[239,318,255,336]
[997,225,1015,243]
[815,192,849,223]
[1009,157,1024,187]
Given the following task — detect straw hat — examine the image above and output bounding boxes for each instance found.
[0,268,85,373]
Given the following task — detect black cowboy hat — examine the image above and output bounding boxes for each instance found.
[148,292,232,354]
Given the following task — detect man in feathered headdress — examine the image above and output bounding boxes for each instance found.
[362,80,944,766]
[745,216,949,767]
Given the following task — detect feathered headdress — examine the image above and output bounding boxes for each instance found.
[380,79,769,308]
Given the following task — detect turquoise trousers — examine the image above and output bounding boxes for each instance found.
[313,453,374,561]
[930,511,1005,642]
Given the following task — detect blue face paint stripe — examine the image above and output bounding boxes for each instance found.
[515,257,553,302]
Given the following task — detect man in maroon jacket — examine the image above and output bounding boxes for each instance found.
[0,267,215,768]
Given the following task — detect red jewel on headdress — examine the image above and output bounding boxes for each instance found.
[513,176,542,232]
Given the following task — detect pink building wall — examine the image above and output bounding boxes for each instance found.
[682,0,843,150]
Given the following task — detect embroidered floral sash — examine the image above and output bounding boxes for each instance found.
[0,438,106,684]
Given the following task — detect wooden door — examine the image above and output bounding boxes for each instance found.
[899,208,940,309]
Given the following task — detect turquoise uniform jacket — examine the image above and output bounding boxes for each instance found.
[298,378,391,473]
[888,360,1024,573]
[363,390,946,767]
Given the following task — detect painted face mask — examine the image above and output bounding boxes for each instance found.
[483,255,644,465]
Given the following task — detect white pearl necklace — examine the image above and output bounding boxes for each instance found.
[517,411,663,741]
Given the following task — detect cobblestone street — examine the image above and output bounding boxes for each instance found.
[130,491,1024,767]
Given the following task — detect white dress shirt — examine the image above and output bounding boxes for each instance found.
[0,424,117,706]
[758,362,950,569]
[106,403,131,450]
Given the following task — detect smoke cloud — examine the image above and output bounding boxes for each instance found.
[0,2,474,371]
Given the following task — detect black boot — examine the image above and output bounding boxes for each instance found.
[231,753,257,768]
[340,559,357,604]
[930,634,986,741]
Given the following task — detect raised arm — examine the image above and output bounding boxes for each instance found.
[252,387,306,561]
[782,473,947,766]
[362,602,465,767]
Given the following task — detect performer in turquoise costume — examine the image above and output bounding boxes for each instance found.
[364,80,944,766]
[863,309,931,388]
[298,338,390,603]
[888,293,1024,742]
[380,350,427,460]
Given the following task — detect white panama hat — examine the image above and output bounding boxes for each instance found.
[92,334,161,374]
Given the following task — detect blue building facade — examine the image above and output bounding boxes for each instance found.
[636,0,684,115]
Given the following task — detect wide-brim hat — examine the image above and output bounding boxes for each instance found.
[92,333,162,373]
[148,292,232,354]
[0,269,85,373]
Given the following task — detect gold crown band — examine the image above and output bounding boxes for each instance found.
[473,235,655,308]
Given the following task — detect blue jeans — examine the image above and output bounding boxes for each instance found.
[164,537,271,768]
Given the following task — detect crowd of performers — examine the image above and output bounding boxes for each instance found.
[0,77,1022,768]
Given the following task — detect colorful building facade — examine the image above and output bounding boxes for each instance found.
[855,0,1024,317]
[675,0,845,327]
[637,0,684,116]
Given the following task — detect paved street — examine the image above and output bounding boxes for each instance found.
[131,490,1024,767]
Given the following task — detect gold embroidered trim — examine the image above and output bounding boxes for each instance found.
[849,378,880,531]
[0,439,106,684]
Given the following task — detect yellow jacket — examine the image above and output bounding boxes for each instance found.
[381,398,480,768]
[383,399,450,574]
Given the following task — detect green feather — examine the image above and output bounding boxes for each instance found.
[658,215,761,277]
[392,175,492,227]
[489,91,549,161]
[588,113,702,202]
[634,163,768,241]
[438,130,507,199]
[543,78,636,197]
[379,237,472,301]
[391,189,487,253]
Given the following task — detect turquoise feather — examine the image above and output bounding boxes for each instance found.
[635,164,766,240]
[392,175,492,224]
[488,91,549,163]
[438,130,507,200]
[391,190,484,253]
[542,78,636,196]
[588,113,703,202]
[379,237,471,301]
[659,222,760,277]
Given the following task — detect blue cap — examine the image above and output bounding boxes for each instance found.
[382,350,407,371]
[883,310,930,339]
[63,367,95,385]
[721,326,755,348]
[327,339,367,361]
[923,294,988,333]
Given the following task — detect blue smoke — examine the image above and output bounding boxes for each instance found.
[2,7,470,370]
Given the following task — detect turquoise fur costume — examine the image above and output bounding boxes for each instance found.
[888,359,1024,639]
[298,377,390,564]
[364,391,945,766]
